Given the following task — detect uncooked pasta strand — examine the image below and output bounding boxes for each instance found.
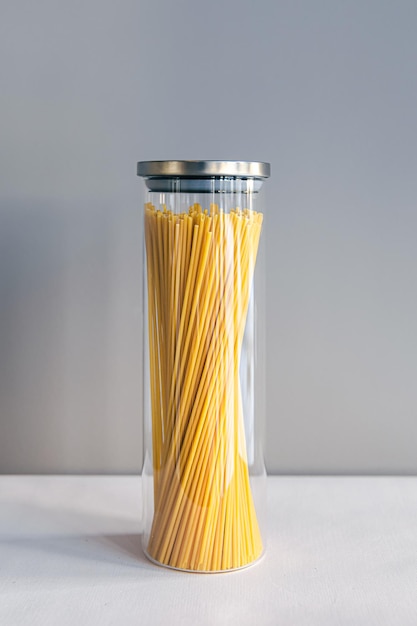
[150,208,258,564]
[145,203,263,570]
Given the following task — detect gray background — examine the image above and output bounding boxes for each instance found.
[1,0,416,474]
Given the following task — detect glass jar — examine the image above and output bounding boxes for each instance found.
[137,160,270,572]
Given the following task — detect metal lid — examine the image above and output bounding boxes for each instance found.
[137,160,270,179]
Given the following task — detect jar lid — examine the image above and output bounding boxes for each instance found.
[137,160,271,179]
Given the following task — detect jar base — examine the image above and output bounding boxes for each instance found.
[143,547,265,574]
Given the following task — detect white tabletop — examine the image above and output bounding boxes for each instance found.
[1,475,416,625]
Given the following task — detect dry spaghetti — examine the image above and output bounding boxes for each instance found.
[145,201,263,571]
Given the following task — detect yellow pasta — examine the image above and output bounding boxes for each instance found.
[145,201,263,571]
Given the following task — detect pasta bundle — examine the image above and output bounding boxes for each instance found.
[145,201,263,571]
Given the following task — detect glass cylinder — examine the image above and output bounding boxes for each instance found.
[137,160,270,572]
